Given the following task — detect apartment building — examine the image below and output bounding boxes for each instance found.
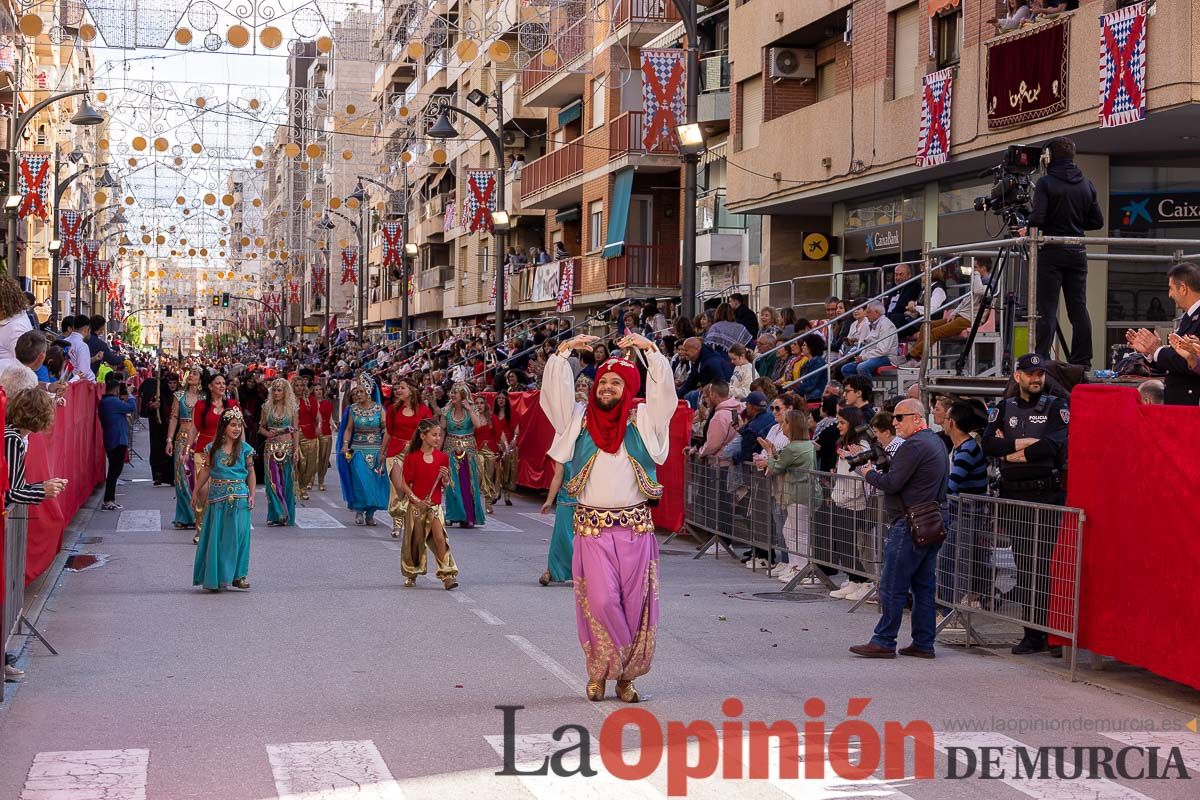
[727,0,1194,368]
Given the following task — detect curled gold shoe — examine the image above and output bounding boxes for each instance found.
[232,577,249,589]
[538,571,551,586]
[443,577,459,590]
[615,680,642,703]
[585,680,605,702]
[403,577,416,588]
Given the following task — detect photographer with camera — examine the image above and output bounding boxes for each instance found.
[1024,137,1105,368]
[848,399,949,659]
[98,372,138,511]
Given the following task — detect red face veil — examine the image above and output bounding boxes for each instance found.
[586,356,641,454]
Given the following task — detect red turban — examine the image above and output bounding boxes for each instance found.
[586,355,641,454]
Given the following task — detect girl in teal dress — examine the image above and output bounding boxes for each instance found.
[441,383,487,529]
[338,373,390,526]
[539,460,575,585]
[192,408,256,592]
[261,378,299,527]
[166,368,202,530]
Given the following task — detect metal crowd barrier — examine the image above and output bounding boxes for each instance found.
[682,456,1085,678]
[2,505,28,702]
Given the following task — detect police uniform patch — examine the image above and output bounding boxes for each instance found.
[1060,408,1070,424]
[988,407,998,423]
[1008,417,1018,428]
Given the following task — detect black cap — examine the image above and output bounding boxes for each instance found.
[1015,353,1046,373]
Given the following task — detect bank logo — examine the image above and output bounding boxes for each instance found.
[1120,197,1152,227]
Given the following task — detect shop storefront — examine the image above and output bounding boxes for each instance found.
[840,190,925,300]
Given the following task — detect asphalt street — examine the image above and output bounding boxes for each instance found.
[1,425,1197,799]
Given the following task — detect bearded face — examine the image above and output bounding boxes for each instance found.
[595,372,625,410]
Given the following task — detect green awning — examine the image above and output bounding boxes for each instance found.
[602,168,635,259]
[555,205,581,223]
[557,100,582,127]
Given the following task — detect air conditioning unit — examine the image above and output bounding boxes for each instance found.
[502,131,526,148]
[768,48,816,80]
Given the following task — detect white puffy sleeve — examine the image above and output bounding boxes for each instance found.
[541,352,586,464]
[635,350,677,464]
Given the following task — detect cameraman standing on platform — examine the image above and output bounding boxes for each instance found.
[848,400,949,660]
[1024,137,1105,368]
[981,353,1069,656]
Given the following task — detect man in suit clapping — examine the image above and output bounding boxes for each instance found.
[1126,262,1200,406]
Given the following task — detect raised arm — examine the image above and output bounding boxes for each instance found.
[541,334,595,430]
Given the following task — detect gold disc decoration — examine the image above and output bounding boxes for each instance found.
[124,195,135,205]
[401,151,413,163]
[488,40,512,62]
[329,197,341,210]
[252,145,264,156]
[300,162,309,172]
[431,148,448,164]
[457,40,479,61]
[96,92,108,103]
[174,157,183,166]
[407,42,425,59]
[219,239,227,246]
[188,248,196,256]
[543,49,559,67]
[345,104,356,115]
[397,105,410,118]
[191,143,203,154]
[338,238,348,249]
[18,14,43,37]
[259,26,283,49]
[346,197,360,210]
[301,199,312,209]
[141,234,152,245]
[240,236,251,247]
[251,198,262,207]
[80,23,98,42]
[221,193,235,206]
[249,98,260,110]
[176,196,186,205]
[316,36,333,54]
[154,137,169,152]
[342,149,353,161]
[131,136,147,151]
[254,236,264,247]
[227,25,250,48]
[305,143,322,159]
[182,208,190,215]
[283,143,300,158]
[255,159,264,169]
[203,193,216,205]
[217,209,225,217]
[175,28,192,45]
[155,234,166,245]
[127,158,138,167]
[99,138,109,150]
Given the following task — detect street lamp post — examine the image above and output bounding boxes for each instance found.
[50,159,110,326]
[356,169,412,347]
[326,208,363,342]
[674,0,701,319]
[5,90,104,280]
[428,80,508,340]
[315,220,335,342]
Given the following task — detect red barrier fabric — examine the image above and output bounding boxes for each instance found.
[23,382,106,584]
[509,391,693,532]
[1059,385,1200,689]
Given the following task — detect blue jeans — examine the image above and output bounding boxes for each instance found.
[870,513,946,652]
[841,356,892,378]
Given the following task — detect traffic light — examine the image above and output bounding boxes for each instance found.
[188,307,195,318]
[212,294,220,306]
[165,304,173,317]
[221,292,230,308]
[190,318,196,327]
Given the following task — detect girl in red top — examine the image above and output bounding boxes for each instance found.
[383,378,434,538]
[493,392,518,506]
[314,382,335,491]
[473,395,500,513]
[185,373,239,538]
[400,419,458,590]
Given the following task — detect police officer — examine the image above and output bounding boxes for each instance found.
[981,353,1069,656]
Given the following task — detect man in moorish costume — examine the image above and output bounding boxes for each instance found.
[541,332,676,703]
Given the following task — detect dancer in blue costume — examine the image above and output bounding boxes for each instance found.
[539,460,575,585]
[337,372,390,526]
[166,367,202,530]
[192,408,255,592]
[441,383,487,529]
[260,378,299,526]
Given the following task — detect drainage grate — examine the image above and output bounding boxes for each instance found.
[751,591,831,603]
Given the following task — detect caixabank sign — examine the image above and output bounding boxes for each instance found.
[1111,191,1200,232]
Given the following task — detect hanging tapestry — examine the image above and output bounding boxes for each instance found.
[341,247,359,285]
[465,170,497,233]
[640,49,685,151]
[16,152,51,220]
[985,15,1070,129]
[1099,1,1148,129]
[916,67,954,167]
[59,209,83,259]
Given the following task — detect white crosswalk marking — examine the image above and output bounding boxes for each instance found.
[935,732,1154,799]
[295,508,346,528]
[518,512,555,527]
[266,740,406,799]
[116,510,161,532]
[474,518,522,532]
[21,748,149,800]
[1099,730,1200,774]
[505,635,587,698]
[470,608,505,625]
[483,733,666,799]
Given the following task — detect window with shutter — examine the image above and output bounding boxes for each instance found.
[739,77,762,151]
[892,4,919,100]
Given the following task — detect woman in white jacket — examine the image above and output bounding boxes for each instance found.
[727,344,755,400]
[0,277,32,369]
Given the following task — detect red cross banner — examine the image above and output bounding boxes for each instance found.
[312,263,325,297]
[82,240,101,278]
[16,152,51,220]
[641,49,685,152]
[341,247,359,285]
[381,222,404,268]
[59,210,83,260]
[288,280,301,305]
[916,67,954,167]
[465,170,497,233]
[1099,2,1148,129]
[556,258,575,313]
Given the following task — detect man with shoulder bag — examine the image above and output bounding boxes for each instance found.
[847,399,949,659]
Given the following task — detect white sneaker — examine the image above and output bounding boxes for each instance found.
[830,582,857,598]
[774,564,801,582]
[846,582,874,602]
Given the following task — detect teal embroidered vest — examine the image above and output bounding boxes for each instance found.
[565,415,663,502]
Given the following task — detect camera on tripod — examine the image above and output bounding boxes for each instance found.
[845,425,891,471]
[973,144,1045,221]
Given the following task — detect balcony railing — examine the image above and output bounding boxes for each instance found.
[520,16,589,94]
[699,51,730,93]
[609,111,679,160]
[521,137,584,199]
[697,189,748,233]
[617,0,682,26]
[606,244,678,289]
